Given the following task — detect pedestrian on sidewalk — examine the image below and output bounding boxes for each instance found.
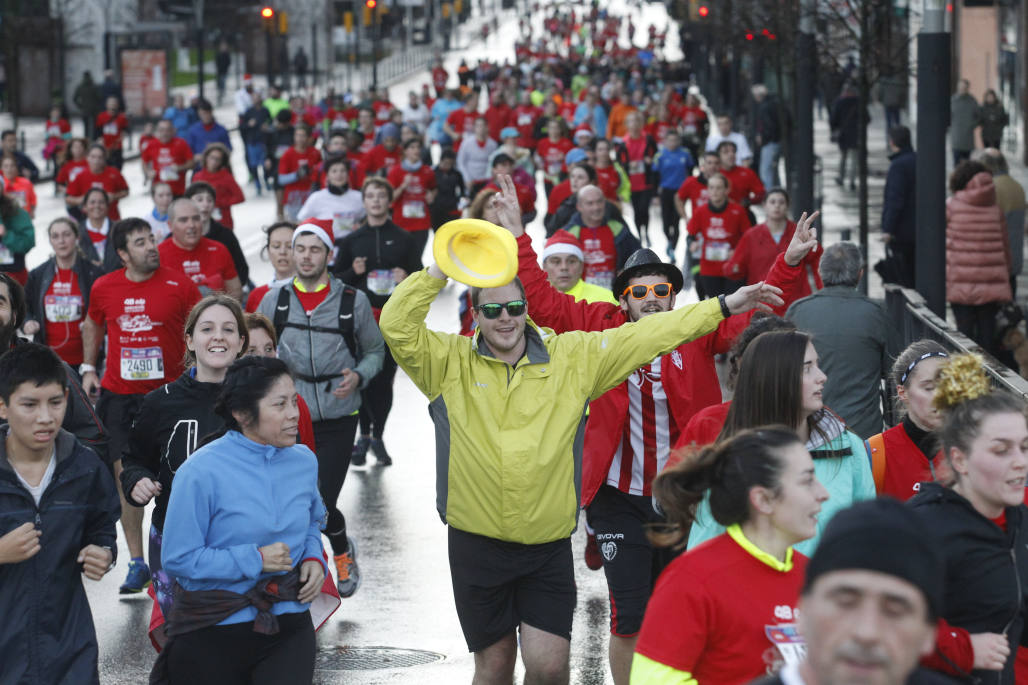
[73,71,103,141]
[945,160,1012,362]
[215,42,231,104]
[980,89,1008,150]
[751,84,784,190]
[829,83,866,192]
[880,125,918,287]
[950,79,980,166]
[100,69,124,112]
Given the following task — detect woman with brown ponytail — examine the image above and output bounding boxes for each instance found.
[911,354,1028,683]
[631,427,829,684]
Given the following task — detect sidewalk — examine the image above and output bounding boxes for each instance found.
[812,102,1028,303]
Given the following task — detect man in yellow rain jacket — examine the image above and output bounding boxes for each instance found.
[379,208,782,684]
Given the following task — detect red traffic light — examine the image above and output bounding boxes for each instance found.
[745,32,753,40]
[697,5,709,16]
[260,6,274,18]
[365,0,377,7]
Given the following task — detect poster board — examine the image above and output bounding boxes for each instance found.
[121,49,168,118]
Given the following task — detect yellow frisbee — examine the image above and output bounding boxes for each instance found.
[433,218,518,288]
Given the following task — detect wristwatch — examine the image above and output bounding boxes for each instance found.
[717,293,732,318]
[78,363,97,375]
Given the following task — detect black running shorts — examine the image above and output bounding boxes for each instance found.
[447,526,576,653]
[585,485,679,637]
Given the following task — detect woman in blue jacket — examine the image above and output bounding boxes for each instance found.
[688,330,876,555]
[159,356,327,684]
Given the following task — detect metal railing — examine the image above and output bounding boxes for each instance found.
[883,284,1028,423]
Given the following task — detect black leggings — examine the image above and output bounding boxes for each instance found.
[631,188,652,242]
[166,611,315,685]
[358,346,398,440]
[313,415,359,555]
[659,187,680,251]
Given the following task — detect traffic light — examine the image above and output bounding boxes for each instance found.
[260,6,274,19]
[365,0,377,7]
[698,5,709,17]
[363,0,375,25]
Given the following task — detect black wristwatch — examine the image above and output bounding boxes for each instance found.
[717,293,731,318]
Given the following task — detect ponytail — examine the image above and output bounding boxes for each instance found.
[650,426,801,548]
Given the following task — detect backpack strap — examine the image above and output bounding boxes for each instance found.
[336,285,358,362]
[867,433,887,494]
[273,283,359,363]
[272,285,291,341]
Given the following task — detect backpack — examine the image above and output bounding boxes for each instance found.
[273,283,360,364]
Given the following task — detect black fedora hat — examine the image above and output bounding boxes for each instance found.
[612,249,685,299]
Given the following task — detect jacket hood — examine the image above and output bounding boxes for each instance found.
[954,171,998,207]
[0,426,79,474]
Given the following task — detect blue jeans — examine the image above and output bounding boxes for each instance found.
[759,141,781,190]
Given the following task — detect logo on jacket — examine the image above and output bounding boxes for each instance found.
[671,350,683,370]
[601,541,617,561]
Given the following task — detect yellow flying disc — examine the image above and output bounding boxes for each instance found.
[433,218,518,288]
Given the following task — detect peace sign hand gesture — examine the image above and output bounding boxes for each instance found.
[490,174,525,238]
[784,210,820,267]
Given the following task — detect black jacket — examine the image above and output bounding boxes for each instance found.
[910,482,1028,685]
[882,147,917,245]
[25,256,105,346]
[205,220,250,287]
[333,220,424,310]
[77,219,123,274]
[430,166,466,224]
[0,428,120,685]
[119,371,224,532]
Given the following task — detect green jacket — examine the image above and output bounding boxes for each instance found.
[380,268,725,544]
[1,207,35,256]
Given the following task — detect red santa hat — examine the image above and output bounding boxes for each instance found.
[541,230,584,262]
[293,219,335,250]
[573,123,594,141]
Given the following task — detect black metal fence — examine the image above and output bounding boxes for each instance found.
[883,284,1028,424]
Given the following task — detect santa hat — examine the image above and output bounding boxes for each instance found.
[541,230,583,262]
[293,219,335,250]
[243,73,253,84]
[573,123,594,140]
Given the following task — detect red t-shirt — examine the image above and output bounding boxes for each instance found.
[278,146,323,207]
[546,179,572,217]
[325,107,358,131]
[686,202,751,276]
[66,167,129,220]
[623,134,652,191]
[158,237,238,294]
[871,422,951,501]
[646,120,676,145]
[191,168,245,229]
[43,268,85,366]
[511,104,540,147]
[294,285,330,315]
[681,106,708,137]
[45,118,71,145]
[246,284,270,313]
[141,137,193,196]
[372,100,393,122]
[595,166,621,201]
[675,400,731,455]
[722,164,766,206]
[445,108,477,147]
[364,144,402,175]
[677,176,709,215]
[87,266,202,395]
[96,112,128,150]
[635,532,808,684]
[387,164,437,232]
[432,66,449,92]
[57,159,88,187]
[537,137,573,180]
[484,104,512,142]
[574,224,617,291]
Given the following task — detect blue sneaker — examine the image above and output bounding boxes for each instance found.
[119,559,151,594]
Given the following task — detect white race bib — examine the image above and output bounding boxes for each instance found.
[629,160,646,174]
[44,295,83,323]
[159,167,179,181]
[367,269,395,296]
[704,241,731,262]
[765,624,806,667]
[120,347,165,381]
[402,201,426,219]
[586,271,614,291]
[517,114,532,126]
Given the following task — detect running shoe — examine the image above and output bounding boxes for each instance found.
[371,438,392,466]
[334,538,361,598]
[584,532,603,571]
[119,559,152,594]
[351,436,371,466]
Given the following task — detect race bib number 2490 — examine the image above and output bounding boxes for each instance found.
[120,347,165,381]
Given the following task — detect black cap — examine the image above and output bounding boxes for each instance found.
[492,152,515,168]
[612,249,684,299]
[804,498,943,619]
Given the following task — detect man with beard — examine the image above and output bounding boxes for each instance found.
[81,218,201,594]
[379,178,784,685]
[0,273,107,459]
[496,174,819,685]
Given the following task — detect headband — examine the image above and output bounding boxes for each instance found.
[900,351,948,385]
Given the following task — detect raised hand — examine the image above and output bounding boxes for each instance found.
[724,282,785,316]
[491,174,525,237]
[784,210,820,267]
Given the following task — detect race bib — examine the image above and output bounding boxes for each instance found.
[586,270,614,291]
[0,244,15,265]
[159,167,179,181]
[44,295,83,323]
[517,114,532,126]
[402,201,426,219]
[765,624,806,667]
[547,162,562,175]
[629,160,646,174]
[684,124,697,135]
[367,269,395,296]
[333,215,356,238]
[705,241,731,262]
[103,122,119,135]
[120,347,165,381]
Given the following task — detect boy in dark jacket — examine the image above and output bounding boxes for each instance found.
[0,343,120,684]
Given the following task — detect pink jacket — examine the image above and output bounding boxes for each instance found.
[946,171,1012,305]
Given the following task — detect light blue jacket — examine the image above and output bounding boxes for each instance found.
[687,413,875,557]
[162,430,327,625]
